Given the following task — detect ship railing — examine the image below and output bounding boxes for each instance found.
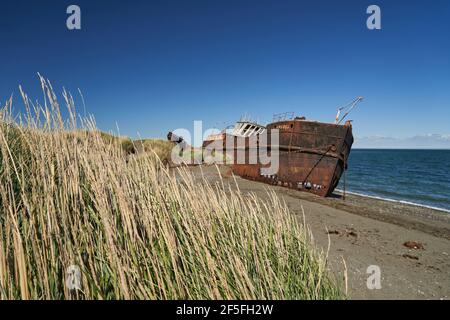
[272,112,295,122]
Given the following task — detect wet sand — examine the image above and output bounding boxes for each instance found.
[183,165,450,300]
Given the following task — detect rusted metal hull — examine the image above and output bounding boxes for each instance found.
[203,119,353,197]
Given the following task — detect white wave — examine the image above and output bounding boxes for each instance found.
[335,189,450,213]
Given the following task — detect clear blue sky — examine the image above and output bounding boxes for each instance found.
[1,0,449,140]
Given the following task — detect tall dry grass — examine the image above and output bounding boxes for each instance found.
[0,77,342,300]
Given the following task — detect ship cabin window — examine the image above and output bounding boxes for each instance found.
[242,124,254,135]
[238,123,264,137]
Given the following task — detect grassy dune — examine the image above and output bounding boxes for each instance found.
[133,138,174,163]
[0,78,342,299]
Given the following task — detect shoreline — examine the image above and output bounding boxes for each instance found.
[265,181,450,241]
[335,189,450,214]
[183,164,450,240]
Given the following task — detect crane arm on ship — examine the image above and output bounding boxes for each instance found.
[335,96,363,124]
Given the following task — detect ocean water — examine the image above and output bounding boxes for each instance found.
[337,149,450,212]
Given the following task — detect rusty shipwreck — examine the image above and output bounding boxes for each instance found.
[200,97,362,197]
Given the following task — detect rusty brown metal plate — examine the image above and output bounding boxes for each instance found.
[201,119,353,197]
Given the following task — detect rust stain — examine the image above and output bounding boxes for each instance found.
[200,117,354,197]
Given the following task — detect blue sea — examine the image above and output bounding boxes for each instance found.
[337,149,450,212]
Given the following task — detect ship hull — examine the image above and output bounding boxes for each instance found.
[203,119,354,197]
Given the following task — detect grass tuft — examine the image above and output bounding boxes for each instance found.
[0,77,343,300]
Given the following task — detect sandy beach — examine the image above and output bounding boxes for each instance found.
[184,165,450,300]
